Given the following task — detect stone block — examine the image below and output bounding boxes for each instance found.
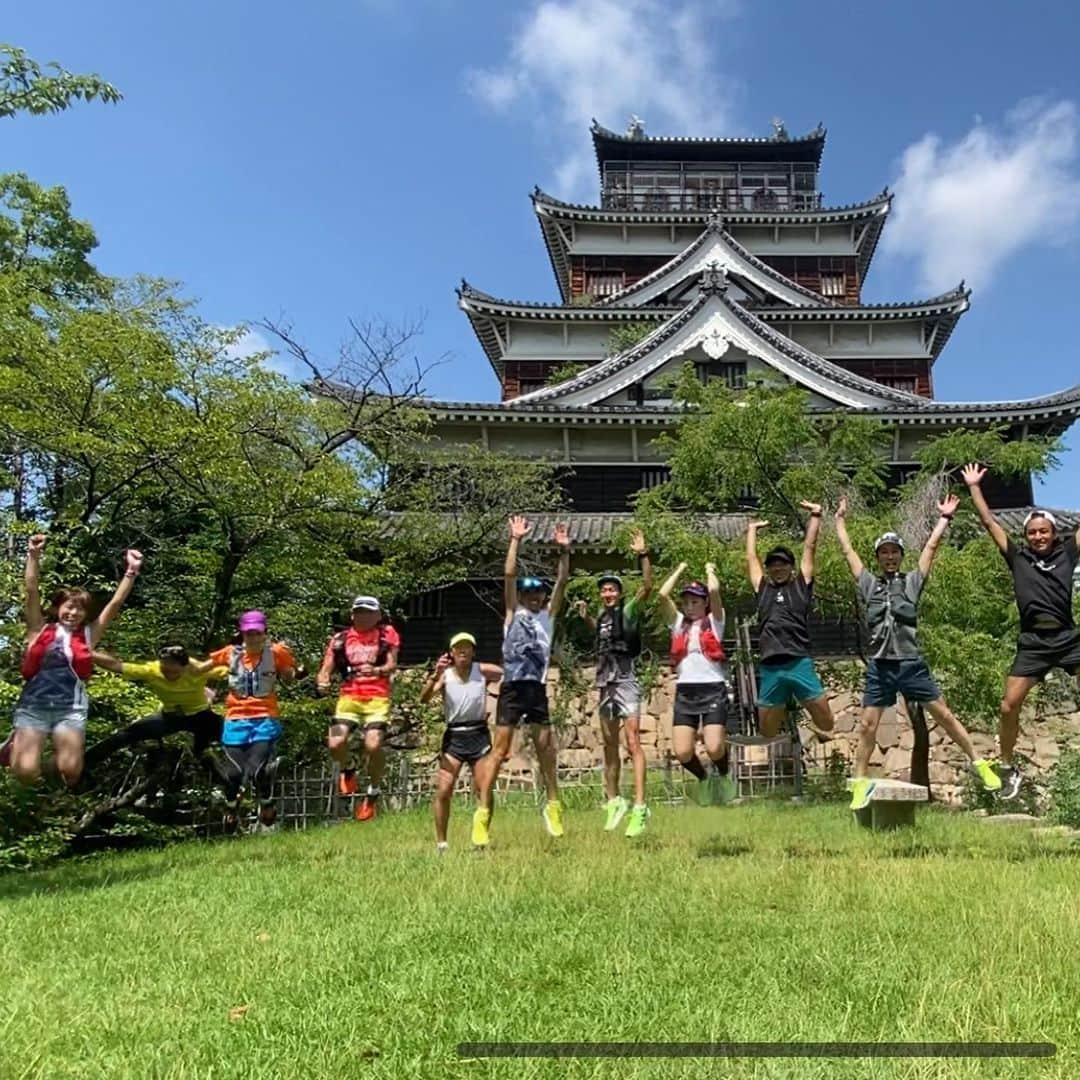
[1034,737,1061,769]
[882,747,910,779]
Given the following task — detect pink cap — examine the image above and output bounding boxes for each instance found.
[238,610,267,632]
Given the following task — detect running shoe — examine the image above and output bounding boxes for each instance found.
[542,799,565,838]
[603,796,630,831]
[849,778,877,811]
[694,778,713,807]
[998,764,1023,801]
[713,773,737,805]
[471,806,491,847]
[971,758,1002,792]
[0,731,13,768]
[436,841,449,855]
[338,769,359,796]
[356,791,379,822]
[624,804,650,838]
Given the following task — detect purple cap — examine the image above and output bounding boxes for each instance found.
[680,581,709,599]
[238,610,267,632]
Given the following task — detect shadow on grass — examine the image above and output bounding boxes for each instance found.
[0,859,176,903]
[881,841,1079,862]
[697,838,754,858]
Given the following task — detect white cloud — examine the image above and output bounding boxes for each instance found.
[466,0,741,199]
[884,99,1080,293]
[221,325,298,379]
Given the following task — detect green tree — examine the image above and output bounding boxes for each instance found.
[0,44,121,118]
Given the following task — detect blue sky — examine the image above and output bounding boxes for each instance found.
[5,0,1080,504]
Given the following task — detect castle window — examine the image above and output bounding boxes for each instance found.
[820,273,846,298]
[640,468,669,490]
[406,590,445,619]
[877,376,917,394]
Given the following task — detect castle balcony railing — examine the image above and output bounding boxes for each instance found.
[600,189,824,213]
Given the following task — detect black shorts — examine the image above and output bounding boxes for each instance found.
[673,683,731,729]
[1010,627,1080,679]
[441,726,492,765]
[497,680,551,727]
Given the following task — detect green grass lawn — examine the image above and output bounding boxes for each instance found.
[1,801,1079,1080]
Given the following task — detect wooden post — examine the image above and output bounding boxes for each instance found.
[908,700,931,799]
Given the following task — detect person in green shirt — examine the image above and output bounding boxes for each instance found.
[83,645,227,773]
[573,529,653,837]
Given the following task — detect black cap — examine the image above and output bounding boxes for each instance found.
[764,546,796,566]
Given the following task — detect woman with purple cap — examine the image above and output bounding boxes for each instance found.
[209,610,297,833]
[963,463,1080,799]
[657,560,736,805]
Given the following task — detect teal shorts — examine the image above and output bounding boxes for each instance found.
[757,656,824,707]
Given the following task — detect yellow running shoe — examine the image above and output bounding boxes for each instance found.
[471,806,491,848]
[542,799,565,838]
[972,758,1002,792]
[849,777,877,811]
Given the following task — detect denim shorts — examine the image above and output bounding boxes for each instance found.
[862,658,941,708]
[13,704,88,733]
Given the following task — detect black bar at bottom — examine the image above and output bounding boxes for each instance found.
[457,1042,1056,1059]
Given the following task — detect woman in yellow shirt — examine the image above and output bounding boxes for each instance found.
[83,645,227,774]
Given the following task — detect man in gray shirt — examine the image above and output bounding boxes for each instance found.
[835,495,1001,810]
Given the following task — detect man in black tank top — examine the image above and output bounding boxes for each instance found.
[964,464,1080,799]
[746,502,835,739]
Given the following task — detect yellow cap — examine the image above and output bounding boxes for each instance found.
[449,632,476,648]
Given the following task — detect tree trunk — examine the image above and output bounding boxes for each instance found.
[908,701,932,801]
[204,542,243,650]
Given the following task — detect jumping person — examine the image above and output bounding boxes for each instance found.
[573,528,653,837]
[4,535,143,788]
[657,561,736,805]
[83,645,227,776]
[834,496,1001,810]
[962,463,1080,799]
[208,611,297,833]
[746,503,835,738]
[480,515,571,843]
[419,632,502,852]
[317,596,401,822]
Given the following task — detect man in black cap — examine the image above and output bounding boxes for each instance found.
[746,501,835,739]
[963,463,1080,799]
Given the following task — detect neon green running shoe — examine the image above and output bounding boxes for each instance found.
[542,799,565,838]
[471,806,491,848]
[624,804,650,838]
[971,758,1002,792]
[849,777,877,811]
[603,796,630,832]
[713,773,737,805]
[694,778,712,807]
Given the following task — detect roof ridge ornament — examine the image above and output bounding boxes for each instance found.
[771,117,789,141]
[705,211,725,231]
[700,261,729,296]
[627,114,646,139]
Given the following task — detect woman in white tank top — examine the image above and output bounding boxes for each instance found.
[420,632,502,853]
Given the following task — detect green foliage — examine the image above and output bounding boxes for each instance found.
[1049,749,1080,827]
[605,320,659,356]
[545,361,586,386]
[803,747,850,803]
[914,424,1061,481]
[0,44,121,119]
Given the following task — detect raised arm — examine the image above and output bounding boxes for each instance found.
[919,493,958,577]
[833,498,865,579]
[629,529,653,602]
[89,548,144,647]
[657,561,688,623]
[799,500,823,583]
[961,463,1009,554]
[90,649,123,674]
[23,534,46,635]
[549,523,572,618]
[573,598,597,633]
[705,562,724,623]
[504,515,530,620]
[745,519,768,592]
[420,654,450,704]
[187,657,219,676]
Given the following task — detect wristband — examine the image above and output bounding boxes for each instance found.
[809,511,822,518]
[940,513,954,522]
[124,570,139,578]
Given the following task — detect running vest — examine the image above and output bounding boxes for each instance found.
[596,601,641,661]
[443,663,488,729]
[865,572,918,653]
[331,626,391,680]
[21,623,93,682]
[228,644,277,698]
[670,616,725,669]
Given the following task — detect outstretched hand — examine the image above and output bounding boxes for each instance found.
[573,599,589,619]
[508,515,531,540]
[704,562,717,577]
[835,497,848,520]
[125,549,144,574]
[748,519,769,532]
[961,463,986,488]
[553,523,571,548]
[799,500,822,516]
[27,534,46,558]
[628,528,647,554]
[938,493,960,518]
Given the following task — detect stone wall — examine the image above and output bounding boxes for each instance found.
[493,666,1080,805]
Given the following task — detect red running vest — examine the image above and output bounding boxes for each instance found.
[669,616,725,669]
[21,624,93,681]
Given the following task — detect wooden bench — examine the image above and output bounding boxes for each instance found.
[852,779,928,831]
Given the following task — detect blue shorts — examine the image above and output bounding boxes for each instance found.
[13,704,88,733]
[221,717,282,746]
[863,658,941,708]
[757,656,825,707]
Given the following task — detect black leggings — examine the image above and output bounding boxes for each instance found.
[220,740,279,805]
[85,709,223,768]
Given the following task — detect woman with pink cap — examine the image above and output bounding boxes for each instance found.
[208,610,297,833]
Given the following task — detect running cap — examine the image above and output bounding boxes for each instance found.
[238,610,267,632]
[764,546,796,566]
[597,571,624,590]
[873,532,905,553]
[449,631,476,648]
[350,595,381,611]
[680,580,709,599]
[517,575,549,593]
[1023,510,1058,531]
